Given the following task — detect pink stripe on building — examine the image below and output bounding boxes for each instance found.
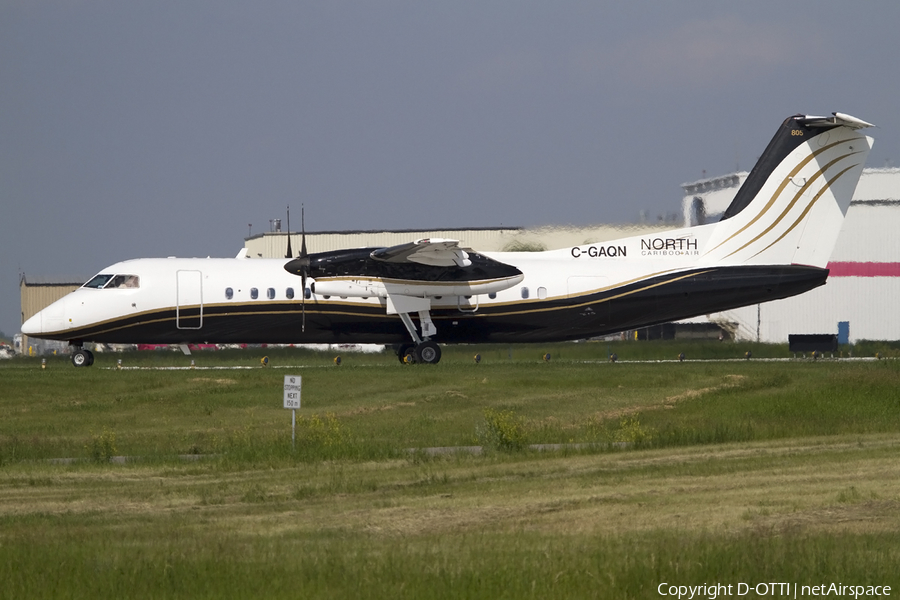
[826,262,900,277]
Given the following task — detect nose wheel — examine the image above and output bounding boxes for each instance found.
[71,349,94,367]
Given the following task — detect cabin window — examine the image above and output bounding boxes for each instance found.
[267,288,275,300]
[84,274,140,289]
[83,274,114,289]
[521,287,529,299]
[225,287,234,300]
[286,287,295,300]
[538,287,547,300]
[250,287,258,299]
[488,292,497,299]
[304,288,312,300]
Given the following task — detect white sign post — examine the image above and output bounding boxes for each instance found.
[284,375,302,451]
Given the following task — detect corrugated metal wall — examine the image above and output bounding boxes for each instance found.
[244,224,675,258]
[20,278,81,324]
[245,228,521,258]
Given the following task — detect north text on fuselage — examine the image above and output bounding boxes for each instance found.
[640,237,699,256]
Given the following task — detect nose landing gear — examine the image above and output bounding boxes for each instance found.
[71,347,94,367]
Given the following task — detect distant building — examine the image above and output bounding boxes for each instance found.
[680,168,900,343]
[243,223,673,258]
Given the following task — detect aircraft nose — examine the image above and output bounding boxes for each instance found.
[22,295,69,338]
[21,311,43,335]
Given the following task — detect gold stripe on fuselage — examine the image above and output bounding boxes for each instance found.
[703,138,850,256]
[55,268,710,337]
[751,163,859,259]
[723,150,862,259]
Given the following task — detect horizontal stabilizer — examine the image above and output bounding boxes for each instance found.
[798,112,875,129]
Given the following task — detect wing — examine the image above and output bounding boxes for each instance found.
[370,238,472,268]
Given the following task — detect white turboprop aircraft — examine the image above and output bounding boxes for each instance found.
[23,113,873,367]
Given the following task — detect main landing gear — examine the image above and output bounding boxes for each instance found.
[71,345,94,367]
[395,310,442,365]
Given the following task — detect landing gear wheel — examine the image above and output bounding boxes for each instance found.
[398,343,416,365]
[414,341,442,365]
[397,344,416,365]
[71,349,94,367]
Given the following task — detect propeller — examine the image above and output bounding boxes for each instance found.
[283,206,311,332]
[299,206,308,332]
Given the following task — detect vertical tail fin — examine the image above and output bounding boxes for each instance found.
[701,113,873,268]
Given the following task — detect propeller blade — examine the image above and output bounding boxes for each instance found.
[300,205,307,331]
[300,205,308,259]
[285,205,293,259]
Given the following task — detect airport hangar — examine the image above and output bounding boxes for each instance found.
[18,167,900,352]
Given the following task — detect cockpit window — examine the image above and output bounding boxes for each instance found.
[109,275,140,289]
[82,274,140,289]
[83,274,114,289]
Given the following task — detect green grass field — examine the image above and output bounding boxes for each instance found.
[1,342,898,598]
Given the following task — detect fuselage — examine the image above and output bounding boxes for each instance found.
[21,225,828,346]
[20,112,873,350]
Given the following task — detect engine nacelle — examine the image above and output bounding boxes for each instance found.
[311,274,523,299]
[310,279,387,298]
[381,274,523,298]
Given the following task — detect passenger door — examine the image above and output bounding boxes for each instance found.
[176,270,203,329]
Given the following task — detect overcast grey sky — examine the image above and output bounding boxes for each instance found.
[2,1,899,337]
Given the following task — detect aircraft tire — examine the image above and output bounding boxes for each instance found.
[398,343,416,364]
[415,341,441,365]
[71,350,92,367]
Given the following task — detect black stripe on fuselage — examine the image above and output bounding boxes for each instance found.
[58,265,827,345]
